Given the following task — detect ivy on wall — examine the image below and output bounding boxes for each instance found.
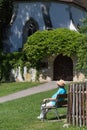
[76,35,87,75]
[0,28,87,81]
[23,28,83,68]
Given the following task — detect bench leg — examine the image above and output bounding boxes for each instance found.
[55,108,59,120]
[42,108,59,120]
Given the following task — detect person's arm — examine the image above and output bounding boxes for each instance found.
[43,97,57,103]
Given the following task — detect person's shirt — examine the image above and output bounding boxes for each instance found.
[51,87,66,106]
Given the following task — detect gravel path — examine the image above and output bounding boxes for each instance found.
[0,81,57,103]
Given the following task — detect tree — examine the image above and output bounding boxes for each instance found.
[76,35,87,76]
[0,0,13,25]
[0,0,13,51]
[79,15,87,34]
[77,16,87,76]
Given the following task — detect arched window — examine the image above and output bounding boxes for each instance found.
[22,18,39,46]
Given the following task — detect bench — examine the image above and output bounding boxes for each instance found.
[44,93,68,120]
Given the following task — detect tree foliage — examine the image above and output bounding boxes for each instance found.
[0,52,24,81]
[77,16,87,75]
[79,15,87,34]
[0,28,87,81]
[23,28,83,68]
[0,0,13,25]
[0,0,13,51]
[76,35,87,75]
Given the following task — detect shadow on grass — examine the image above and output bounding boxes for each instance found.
[46,114,67,122]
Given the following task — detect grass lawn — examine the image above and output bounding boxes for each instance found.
[0,82,44,97]
[0,87,87,130]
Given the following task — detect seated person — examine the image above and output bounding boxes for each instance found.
[37,79,66,120]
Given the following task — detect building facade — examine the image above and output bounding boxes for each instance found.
[3,0,87,81]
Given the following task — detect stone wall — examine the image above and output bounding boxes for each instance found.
[10,66,37,82]
[9,56,86,82]
[38,55,86,82]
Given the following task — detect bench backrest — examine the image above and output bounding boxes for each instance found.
[56,94,68,107]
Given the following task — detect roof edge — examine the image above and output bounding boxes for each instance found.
[14,0,87,10]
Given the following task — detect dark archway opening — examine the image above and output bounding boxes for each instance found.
[53,54,73,81]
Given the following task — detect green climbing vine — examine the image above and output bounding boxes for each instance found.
[0,28,87,81]
[23,28,84,68]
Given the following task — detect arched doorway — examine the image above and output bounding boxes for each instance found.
[53,54,73,81]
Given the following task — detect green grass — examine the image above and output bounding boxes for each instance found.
[0,88,87,130]
[0,82,44,97]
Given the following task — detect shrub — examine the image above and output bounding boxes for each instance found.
[23,28,83,68]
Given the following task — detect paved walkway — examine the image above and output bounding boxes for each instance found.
[0,81,57,103]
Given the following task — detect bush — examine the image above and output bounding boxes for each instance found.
[0,28,87,81]
[23,28,83,68]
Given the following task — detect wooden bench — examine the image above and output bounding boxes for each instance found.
[44,93,68,120]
